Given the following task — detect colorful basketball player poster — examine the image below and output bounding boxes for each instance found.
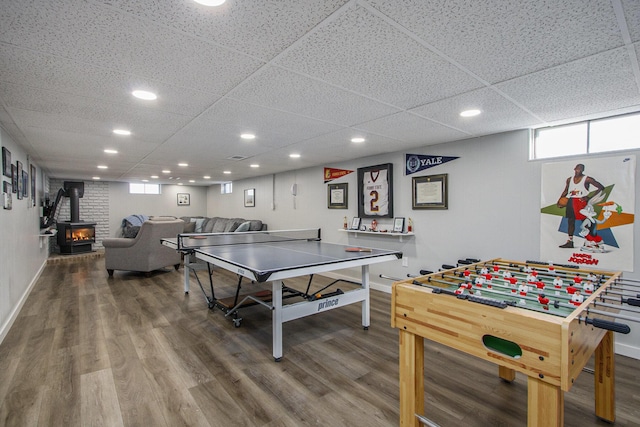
[540,155,635,271]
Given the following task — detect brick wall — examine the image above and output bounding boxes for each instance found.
[49,179,109,252]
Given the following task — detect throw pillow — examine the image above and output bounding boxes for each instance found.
[195,218,206,233]
[248,220,263,231]
[235,221,251,232]
[123,225,140,238]
[184,221,196,233]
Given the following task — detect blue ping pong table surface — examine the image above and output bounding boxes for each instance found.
[194,239,401,282]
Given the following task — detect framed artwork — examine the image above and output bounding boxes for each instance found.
[2,147,11,177]
[327,182,348,209]
[21,170,28,200]
[350,217,361,230]
[177,193,190,206]
[357,163,393,218]
[16,161,22,199]
[11,164,17,194]
[393,217,405,233]
[3,181,11,210]
[30,164,36,206]
[244,188,255,207]
[412,173,448,209]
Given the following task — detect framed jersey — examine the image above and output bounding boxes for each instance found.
[358,163,393,218]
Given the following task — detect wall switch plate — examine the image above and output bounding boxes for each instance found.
[402,256,408,267]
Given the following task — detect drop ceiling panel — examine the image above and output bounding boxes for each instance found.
[409,88,544,135]
[228,66,401,127]
[622,0,640,43]
[94,0,351,61]
[367,0,624,84]
[497,47,640,123]
[273,3,484,109]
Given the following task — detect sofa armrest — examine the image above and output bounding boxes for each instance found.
[103,237,137,249]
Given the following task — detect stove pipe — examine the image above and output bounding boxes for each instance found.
[63,181,84,223]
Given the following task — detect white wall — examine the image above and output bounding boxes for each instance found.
[207,129,640,358]
[0,128,49,343]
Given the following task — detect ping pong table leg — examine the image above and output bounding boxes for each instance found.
[361,265,370,329]
[272,280,284,361]
[183,253,191,293]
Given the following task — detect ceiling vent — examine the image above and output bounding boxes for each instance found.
[227,155,248,161]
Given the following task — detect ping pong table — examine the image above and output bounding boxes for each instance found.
[161,229,402,361]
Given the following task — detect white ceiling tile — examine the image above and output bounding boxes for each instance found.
[367,0,624,83]
[274,3,484,109]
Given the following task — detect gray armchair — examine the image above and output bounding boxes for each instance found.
[103,218,184,276]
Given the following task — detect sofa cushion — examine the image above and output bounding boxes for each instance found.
[212,218,228,233]
[123,225,140,238]
[224,218,245,232]
[248,220,263,231]
[235,221,251,232]
[184,221,196,233]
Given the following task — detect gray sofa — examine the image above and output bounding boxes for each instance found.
[179,216,266,233]
[103,217,184,276]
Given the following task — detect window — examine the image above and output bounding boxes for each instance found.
[129,183,160,194]
[532,112,640,159]
[221,182,232,194]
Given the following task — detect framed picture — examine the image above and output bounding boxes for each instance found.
[22,170,28,200]
[2,147,11,178]
[350,217,361,230]
[16,161,22,199]
[11,164,18,195]
[412,173,448,209]
[357,163,393,218]
[244,188,255,207]
[3,181,11,210]
[177,193,190,206]
[327,182,348,209]
[393,217,405,233]
[30,164,36,206]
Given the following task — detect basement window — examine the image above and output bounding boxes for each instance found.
[221,182,232,194]
[532,112,640,160]
[129,183,160,194]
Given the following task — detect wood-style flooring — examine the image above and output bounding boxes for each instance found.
[1,255,639,426]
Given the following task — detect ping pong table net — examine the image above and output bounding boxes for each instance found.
[176,228,321,250]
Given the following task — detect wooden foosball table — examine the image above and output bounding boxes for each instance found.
[391,258,636,427]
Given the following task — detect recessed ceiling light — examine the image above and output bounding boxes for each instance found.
[162,170,171,174]
[203,175,211,179]
[178,163,188,167]
[132,90,157,100]
[142,179,149,182]
[178,182,183,185]
[250,164,259,168]
[289,153,301,158]
[351,137,365,143]
[188,180,195,183]
[97,165,108,169]
[92,176,100,180]
[223,171,231,174]
[241,133,256,140]
[104,149,118,154]
[194,0,226,6]
[151,175,159,179]
[113,129,131,136]
[460,109,481,117]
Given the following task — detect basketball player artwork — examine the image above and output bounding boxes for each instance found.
[540,155,635,271]
[358,163,393,218]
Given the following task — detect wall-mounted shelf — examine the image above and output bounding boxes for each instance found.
[39,229,57,248]
[338,229,414,242]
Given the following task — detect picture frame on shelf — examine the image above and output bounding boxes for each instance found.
[2,147,11,178]
[244,188,255,207]
[177,193,190,206]
[393,217,405,233]
[327,182,348,209]
[412,173,448,210]
[350,217,361,230]
[357,163,393,219]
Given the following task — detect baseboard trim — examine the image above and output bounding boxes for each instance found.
[0,259,48,345]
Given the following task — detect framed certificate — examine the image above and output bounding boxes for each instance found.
[412,173,448,209]
[328,182,348,209]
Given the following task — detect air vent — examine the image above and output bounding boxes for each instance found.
[227,155,248,161]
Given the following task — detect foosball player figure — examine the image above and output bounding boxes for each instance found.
[474,276,485,288]
[463,269,471,279]
[480,266,489,275]
[553,276,564,295]
[583,281,594,294]
[518,283,528,296]
[573,274,583,285]
[537,293,550,310]
[586,272,598,283]
[534,280,545,290]
[570,290,584,306]
[502,270,512,279]
[566,285,577,295]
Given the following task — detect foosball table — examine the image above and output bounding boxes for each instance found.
[390,258,639,427]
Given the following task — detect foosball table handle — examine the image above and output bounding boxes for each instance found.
[624,297,640,307]
[586,317,631,334]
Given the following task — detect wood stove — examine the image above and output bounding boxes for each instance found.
[56,181,96,254]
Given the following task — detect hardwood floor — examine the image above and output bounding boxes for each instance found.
[1,255,639,426]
